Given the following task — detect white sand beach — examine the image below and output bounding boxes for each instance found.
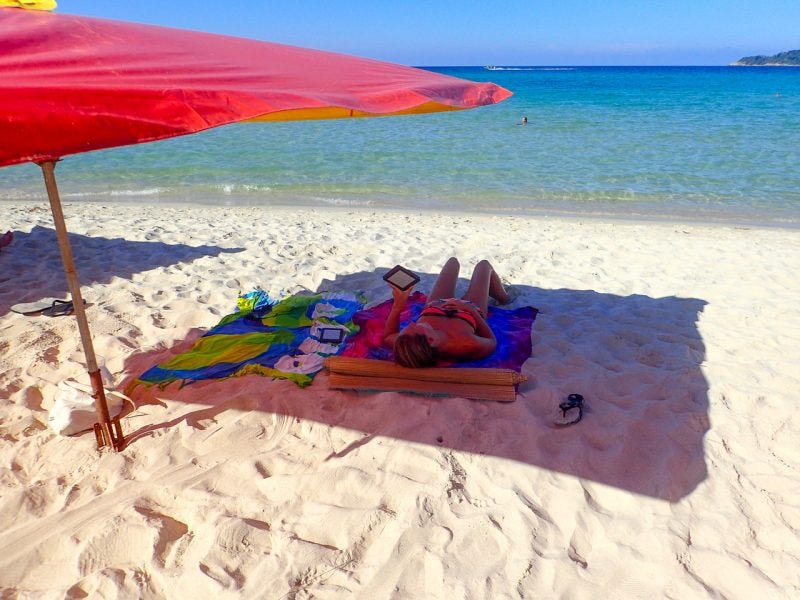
[1,201,798,598]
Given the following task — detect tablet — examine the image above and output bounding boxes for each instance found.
[382,265,420,291]
[318,327,346,344]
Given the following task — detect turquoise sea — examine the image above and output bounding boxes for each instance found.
[2,66,799,226]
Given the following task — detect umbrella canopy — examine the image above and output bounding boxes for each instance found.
[0,8,511,167]
[0,7,511,451]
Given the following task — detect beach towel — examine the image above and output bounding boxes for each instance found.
[342,292,538,372]
[137,289,364,388]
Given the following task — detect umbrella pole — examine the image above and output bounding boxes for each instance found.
[38,160,124,452]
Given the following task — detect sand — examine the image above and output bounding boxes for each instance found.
[1,200,798,599]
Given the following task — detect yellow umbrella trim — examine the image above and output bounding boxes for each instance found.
[0,0,56,10]
[246,101,462,123]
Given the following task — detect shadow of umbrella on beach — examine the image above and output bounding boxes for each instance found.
[121,269,711,502]
[0,226,245,317]
[0,6,511,450]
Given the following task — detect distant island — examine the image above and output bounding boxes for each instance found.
[731,49,800,66]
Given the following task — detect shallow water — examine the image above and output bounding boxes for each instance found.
[2,66,799,226]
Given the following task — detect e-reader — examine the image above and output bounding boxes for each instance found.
[382,265,420,291]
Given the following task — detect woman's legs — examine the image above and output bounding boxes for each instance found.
[462,260,510,313]
[428,257,460,301]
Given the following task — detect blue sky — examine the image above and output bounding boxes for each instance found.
[59,1,799,66]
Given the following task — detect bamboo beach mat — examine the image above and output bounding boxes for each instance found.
[325,356,526,402]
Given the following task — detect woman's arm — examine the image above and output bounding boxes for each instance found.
[454,300,495,343]
[382,284,414,346]
[444,323,496,360]
[464,306,497,359]
[472,313,495,342]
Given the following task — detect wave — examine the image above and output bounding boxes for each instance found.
[61,188,166,198]
[484,66,576,71]
[109,188,165,197]
[315,196,375,207]
[212,183,273,194]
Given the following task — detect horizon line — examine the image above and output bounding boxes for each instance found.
[415,64,775,68]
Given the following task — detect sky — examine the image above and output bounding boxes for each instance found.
[57,1,800,66]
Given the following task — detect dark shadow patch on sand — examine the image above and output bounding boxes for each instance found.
[0,225,244,317]
[120,268,708,502]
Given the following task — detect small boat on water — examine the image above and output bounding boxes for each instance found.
[484,65,498,70]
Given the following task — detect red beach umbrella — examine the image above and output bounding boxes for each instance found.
[0,7,511,450]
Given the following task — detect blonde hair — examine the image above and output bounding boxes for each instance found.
[393,332,437,368]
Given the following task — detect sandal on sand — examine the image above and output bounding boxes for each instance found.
[42,299,78,317]
[555,393,584,426]
[11,298,64,315]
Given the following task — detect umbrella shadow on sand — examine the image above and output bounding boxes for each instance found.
[0,225,245,316]
[121,268,709,503]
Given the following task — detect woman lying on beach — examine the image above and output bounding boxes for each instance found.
[383,257,510,368]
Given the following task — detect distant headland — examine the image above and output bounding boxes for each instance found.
[731,49,800,66]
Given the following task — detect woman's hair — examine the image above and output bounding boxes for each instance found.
[394,332,437,368]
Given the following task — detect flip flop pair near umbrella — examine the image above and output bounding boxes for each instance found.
[0,5,511,451]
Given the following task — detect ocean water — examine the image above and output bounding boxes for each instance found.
[2,66,799,226]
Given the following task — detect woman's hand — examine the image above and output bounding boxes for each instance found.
[451,299,493,341]
[389,282,414,306]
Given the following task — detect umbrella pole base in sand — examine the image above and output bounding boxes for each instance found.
[94,418,125,449]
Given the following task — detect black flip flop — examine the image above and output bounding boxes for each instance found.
[555,393,584,426]
[42,299,75,317]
